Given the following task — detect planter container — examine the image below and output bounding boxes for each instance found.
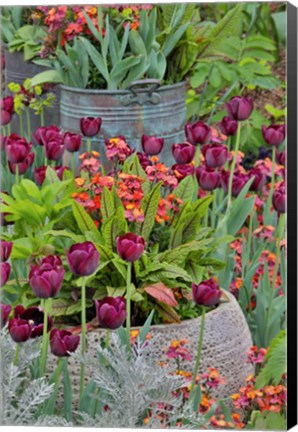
[60,80,186,166]
[48,290,253,403]
[4,48,60,136]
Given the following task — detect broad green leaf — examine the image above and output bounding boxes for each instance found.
[135,182,161,241]
[72,201,101,242]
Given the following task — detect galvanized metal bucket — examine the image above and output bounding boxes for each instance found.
[4,48,60,136]
[60,79,186,165]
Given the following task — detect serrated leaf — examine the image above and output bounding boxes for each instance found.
[135,182,161,240]
[72,201,101,242]
[101,187,115,222]
[173,175,195,202]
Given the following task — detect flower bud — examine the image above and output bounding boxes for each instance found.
[80,117,102,137]
[29,255,65,299]
[50,328,80,356]
[248,168,266,192]
[192,278,221,307]
[8,152,35,175]
[272,182,286,213]
[141,135,164,156]
[185,121,211,145]
[202,143,228,168]
[6,134,32,164]
[1,262,11,287]
[172,143,195,164]
[0,303,11,328]
[218,116,238,136]
[116,233,145,262]
[196,167,220,191]
[221,170,249,197]
[226,96,253,121]
[172,163,195,181]
[66,241,100,276]
[8,318,31,342]
[262,124,285,147]
[64,132,82,153]
[0,241,13,262]
[95,296,126,329]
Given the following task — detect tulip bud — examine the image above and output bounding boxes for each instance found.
[218,116,238,136]
[45,138,64,161]
[54,165,70,180]
[13,305,53,338]
[8,152,35,175]
[192,278,221,307]
[185,121,211,145]
[221,170,249,197]
[196,167,220,191]
[226,96,254,121]
[80,117,102,137]
[64,132,82,153]
[272,182,286,214]
[276,150,286,166]
[1,262,11,287]
[0,303,11,328]
[116,233,145,262]
[262,124,286,147]
[6,134,32,164]
[248,168,266,192]
[8,318,32,342]
[0,241,13,262]
[34,166,47,186]
[50,328,80,356]
[172,163,195,181]
[95,296,126,329]
[141,135,164,156]
[29,255,65,299]
[202,143,228,168]
[1,96,14,126]
[172,143,195,164]
[66,241,100,276]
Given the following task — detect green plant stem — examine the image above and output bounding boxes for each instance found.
[26,108,31,141]
[87,138,92,154]
[79,277,87,398]
[211,190,217,228]
[2,126,7,136]
[71,152,75,175]
[190,306,206,394]
[7,123,11,135]
[126,262,132,351]
[105,329,110,349]
[247,200,255,262]
[194,146,200,168]
[19,113,24,138]
[11,260,22,293]
[40,298,51,377]
[15,164,20,186]
[13,344,20,366]
[268,146,276,209]
[227,123,241,208]
[40,108,45,127]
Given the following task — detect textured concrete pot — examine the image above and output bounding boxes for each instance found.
[48,290,253,402]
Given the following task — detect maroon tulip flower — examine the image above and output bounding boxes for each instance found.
[0,303,11,328]
[202,143,228,168]
[172,163,195,181]
[276,150,286,166]
[226,96,254,121]
[34,166,47,186]
[1,262,11,287]
[6,134,32,164]
[141,135,164,156]
[8,318,32,342]
[50,328,80,357]
[172,143,196,164]
[80,117,102,137]
[1,96,14,126]
[64,132,82,153]
[221,170,249,197]
[66,241,100,276]
[29,255,65,299]
[13,305,53,338]
[196,167,220,191]
[95,296,126,330]
[33,125,60,146]
[218,116,238,136]
[136,152,153,169]
[273,182,286,214]
[262,124,286,147]
[8,152,35,175]
[0,241,13,262]
[185,121,211,145]
[116,233,145,262]
[249,168,266,192]
[1,135,7,151]
[45,138,64,161]
[0,191,13,227]
[192,278,222,307]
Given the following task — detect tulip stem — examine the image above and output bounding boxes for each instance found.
[40,108,45,127]
[105,329,110,349]
[15,164,19,186]
[126,262,132,351]
[79,277,87,398]
[211,190,217,229]
[227,122,241,208]
[19,113,24,138]
[194,146,200,168]
[268,146,276,211]
[190,306,206,395]
[87,138,92,154]
[26,107,31,142]
[40,298,51,377]
[13,344,20,366]
[7,123,11,135]
[71,152,75,176]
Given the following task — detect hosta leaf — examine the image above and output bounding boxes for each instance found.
[144,282,178,307]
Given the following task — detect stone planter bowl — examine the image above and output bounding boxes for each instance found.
[48,290,253,402]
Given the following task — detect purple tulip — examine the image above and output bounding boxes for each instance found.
[55,165,70,180]
[262,124,286,147]
[218,116,238,136]
[116,233,145,262]
[80,117,102,137]
[95,296,126,329]
[45,138,64,161]
[66,241,100,276]
[141,135,164,156]
[1,110,12,126]
[221,170,249,197]
[8,152,35,175]
[226,96,253,121]
[1,262,11,287]
[29,255,65,299]
[64,132,82,153]
[273,182,286,214]
[0,241,13,262]
[202,143,228,168]
[136,152,153,169]
[33,125,60,146]
[9,318,32,342]
[34,166,47,186]
[0,303,11,328]
[249,168,266,192]
[13,305,53,338]
[196,167,220,191]
[277,150,286,166]
[6,134,32,164]
[192,278,222,307]
[1,97,14,126]
[172,163,195,181]
[172,143,196,164]
[185,121,211,145]
[50,328,80,357]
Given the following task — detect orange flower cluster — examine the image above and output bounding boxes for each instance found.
[145,157,178,188]
[155,194,183,224]
[117,173,145,222]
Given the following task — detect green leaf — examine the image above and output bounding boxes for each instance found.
[135,182,161,241]
[72,201,102,242]
[102,206,127,251]
[101,187,115,222]
[62,358,72,422]
[139,310,155,342]
[156,302,180,323]
[30,70,62,87]
[173,175,195,202]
